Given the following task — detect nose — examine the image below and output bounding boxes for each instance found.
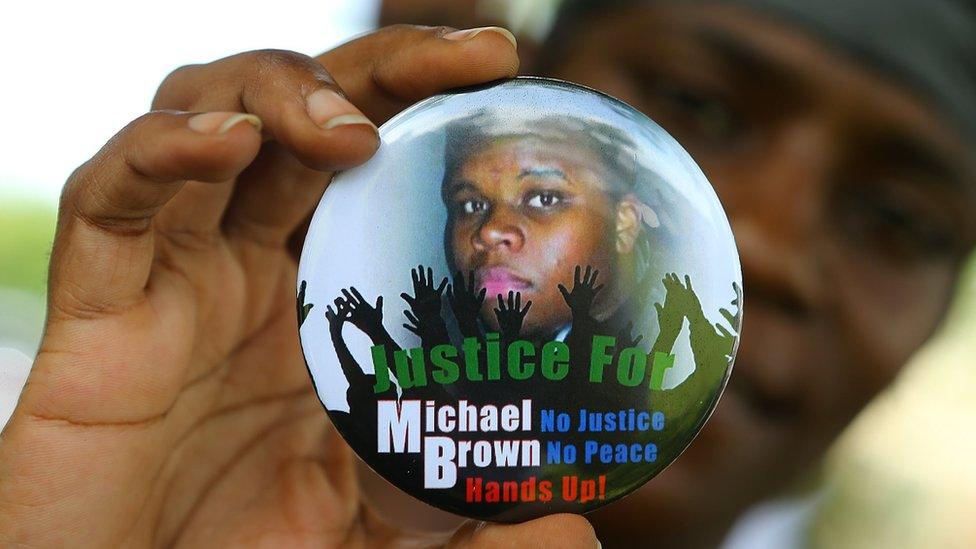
[718,118,834,316]
[472,205,525,253]
[716,119,838,418]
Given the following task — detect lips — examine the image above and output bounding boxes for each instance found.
[477,266,532,299]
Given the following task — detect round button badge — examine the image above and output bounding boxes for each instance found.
[297,77,742,522]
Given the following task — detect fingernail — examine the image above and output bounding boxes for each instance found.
[306,89,377,132]
[443,26,517,49]
[188,112,262,134]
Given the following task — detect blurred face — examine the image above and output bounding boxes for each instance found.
[444,137,620,336]
[544,3,976,544]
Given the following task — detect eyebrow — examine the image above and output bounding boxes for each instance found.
[445,180,477,197]
[692,26,805,94]
[875,134,971,199]
[517,167,568,181]
[693,26,972,199]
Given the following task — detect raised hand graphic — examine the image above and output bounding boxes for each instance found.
[447,270,487,336]
[661,274,740,363]
[616,320,644,349]
[651,276,740,445]
[400,265,450,346]
[493,290,532,340]
[402,310,427,336]
[718,282,743,332]
[400,264,448,317]
[558,265,605,318]
[654,273,692,346]
[675,274,706,323]
[340,286,385,337]
[712,281,742,358]
[296,280,314,327]
[325,297,352,335]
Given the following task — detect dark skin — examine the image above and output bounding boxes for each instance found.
[5,2,972,545]
[369,0,976,544]
[444,137,641,338]
[541,3,976,547]
[0,25,600,548]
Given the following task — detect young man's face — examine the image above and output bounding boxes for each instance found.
[444,137,618,336]
[544,3,976,544]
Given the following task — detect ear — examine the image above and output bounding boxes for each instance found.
[615,199,641,254]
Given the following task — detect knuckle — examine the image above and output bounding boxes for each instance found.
[125,110,166,134]
[115,114,167,182]
[247,48,319,76]
[60,156,111,218]
[69,174,153,237]
[59,161,91,211]
[241,49,333,95]
[58,116,163,238]
[162,62,201,86]
[154,63,204,109]
[426,25,457,38]
[379,23,447,39]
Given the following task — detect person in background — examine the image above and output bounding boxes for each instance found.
[0,0,971,546]
[376,0,976,546]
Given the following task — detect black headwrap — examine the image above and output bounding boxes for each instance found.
[547,0,976,148]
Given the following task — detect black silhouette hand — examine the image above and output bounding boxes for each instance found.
[447,270,487,319]
[616,320,644,349]
[340,287,385,336]
[402,310,426,337]
[493,290,532,340]
[558,265,605,316]
[401,264,448,318]
[399,265,449,344]
[296,280,314,327]
[325,297,352,334]
[400,308,447,344]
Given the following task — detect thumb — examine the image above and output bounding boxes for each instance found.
[446,514,599,549]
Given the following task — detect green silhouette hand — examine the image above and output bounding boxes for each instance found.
[654,273,692,342]
[297,280,314,327]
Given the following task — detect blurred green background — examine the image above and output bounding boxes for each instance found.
[0,0,375,356]
[1,198,55,295]
[1,0,974,545]
[0,194,55,355]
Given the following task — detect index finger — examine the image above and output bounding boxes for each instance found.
[318,25,519,123]
[154,49,379,171]
[49,111,262,317]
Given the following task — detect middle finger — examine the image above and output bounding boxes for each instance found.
[151,49,377,244]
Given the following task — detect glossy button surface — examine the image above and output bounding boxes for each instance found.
[297,77,742,522]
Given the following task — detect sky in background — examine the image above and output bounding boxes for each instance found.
[0,0,379,205]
